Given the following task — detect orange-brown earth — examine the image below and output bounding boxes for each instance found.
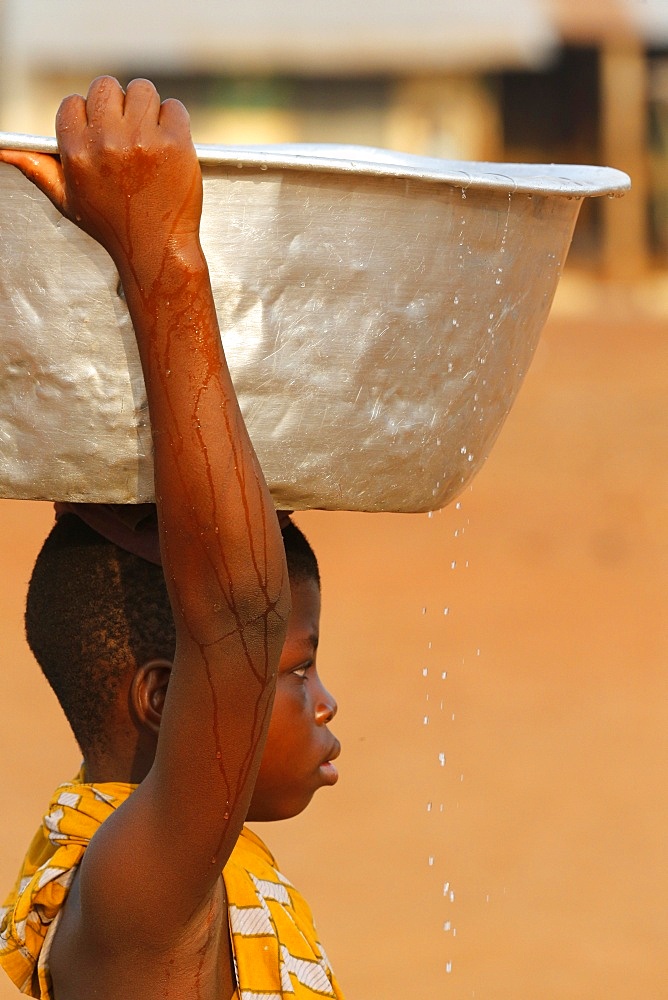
[1,282,666,999]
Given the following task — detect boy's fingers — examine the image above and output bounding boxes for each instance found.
[124,78,162,124]
[55,93,87,146]
[158,97,191,136]
[83,75,125,126]
[0,150,67,211]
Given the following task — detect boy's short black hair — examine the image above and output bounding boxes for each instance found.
[25,513,319,756]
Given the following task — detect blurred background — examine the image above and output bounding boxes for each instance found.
[0,1,666,997]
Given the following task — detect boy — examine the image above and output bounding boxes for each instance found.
[0,77,343,999]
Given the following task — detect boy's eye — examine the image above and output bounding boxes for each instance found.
[292,662,312,679]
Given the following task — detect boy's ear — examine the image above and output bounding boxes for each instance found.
[129,659,173,735]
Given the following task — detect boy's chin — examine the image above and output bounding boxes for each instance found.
[246,790,316,824]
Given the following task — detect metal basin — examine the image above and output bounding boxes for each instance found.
[0,137,629,511]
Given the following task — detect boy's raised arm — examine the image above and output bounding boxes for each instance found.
[1,77,290,942]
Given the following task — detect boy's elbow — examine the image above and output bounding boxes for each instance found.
[173,568,291,658]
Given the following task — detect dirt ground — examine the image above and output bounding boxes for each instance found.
[0,275,666,999]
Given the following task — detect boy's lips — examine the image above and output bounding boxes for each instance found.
[319,738,341,784]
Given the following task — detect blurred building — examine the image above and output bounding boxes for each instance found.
[0,0,666,276]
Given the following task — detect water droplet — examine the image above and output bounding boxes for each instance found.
[439,752,446,766]
[444,606,450,614]
[260,163,268,171]
[446,961,453,974]
[427,801,433,812]
[443,881,450,895]
[421,606,427,615]
[428,856,435,866]
[423,715,430,725]
[444,920,451,932]
[422,667,428,677]
[441,671,447,680]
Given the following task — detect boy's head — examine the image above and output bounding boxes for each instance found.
[25,509,337,820]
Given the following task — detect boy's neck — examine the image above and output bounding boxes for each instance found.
[83,743,154,786]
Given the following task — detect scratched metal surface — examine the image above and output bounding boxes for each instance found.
[0,143,629,511]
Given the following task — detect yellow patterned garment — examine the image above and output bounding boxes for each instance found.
[0,776,343,1000]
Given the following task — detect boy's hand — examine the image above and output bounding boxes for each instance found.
[0,77,202,282]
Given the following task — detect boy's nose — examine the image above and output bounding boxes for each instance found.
[315,682,337,724]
